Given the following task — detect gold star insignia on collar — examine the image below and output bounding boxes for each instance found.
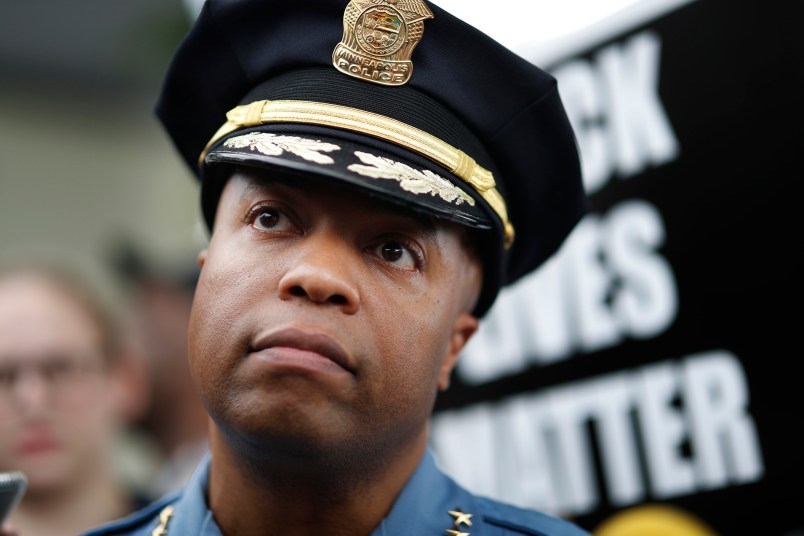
[445,530,470,536]
[449,510,474,527]
[151,505,174,536]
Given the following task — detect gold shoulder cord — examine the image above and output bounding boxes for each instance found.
[200,99,515,248]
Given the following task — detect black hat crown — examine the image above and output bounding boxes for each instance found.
[156,0,588,316]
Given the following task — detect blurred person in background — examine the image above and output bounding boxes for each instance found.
[0,265,150,536]
[111,242,208,500]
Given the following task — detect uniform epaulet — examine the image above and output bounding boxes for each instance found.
[475,496,590,536]
[81,492,182,536]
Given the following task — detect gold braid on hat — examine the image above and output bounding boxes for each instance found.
[201,99,515,248]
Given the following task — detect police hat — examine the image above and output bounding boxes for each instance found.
[156,0,587,316]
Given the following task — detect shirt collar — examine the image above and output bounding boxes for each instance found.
[371,449,480,535]
[167,451,222,536]
[168,449,476,535]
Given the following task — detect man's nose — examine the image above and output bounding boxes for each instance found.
[12,368,51,412]
[277,232,361,314]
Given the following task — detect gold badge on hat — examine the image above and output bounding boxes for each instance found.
[333,0,434,86]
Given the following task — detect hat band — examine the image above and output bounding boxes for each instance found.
[201,99,514,247]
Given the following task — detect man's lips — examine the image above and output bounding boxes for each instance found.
[18,428,59,457]
[250,327,354,374]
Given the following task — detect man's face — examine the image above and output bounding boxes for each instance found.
[0,275,120,492]
[189,170,482,462]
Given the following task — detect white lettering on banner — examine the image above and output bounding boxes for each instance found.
[684,354,765,488]
[553,31,681,195]
[637,361,695,498]
[606,201,678,338]
[431,351,765,517]
[457,200,677,385]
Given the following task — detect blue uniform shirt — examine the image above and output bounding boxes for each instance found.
[83,450,589,535]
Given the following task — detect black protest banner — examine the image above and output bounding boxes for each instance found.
[431,1,802,533]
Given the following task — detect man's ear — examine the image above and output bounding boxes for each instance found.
[438,311,479,391]
[197,249,208,268]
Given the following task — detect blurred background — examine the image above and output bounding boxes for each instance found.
[0,0,202,304]
[1,0,800,534]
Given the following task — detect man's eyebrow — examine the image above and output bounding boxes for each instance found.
[381,201,435,226]
[369,200,439,239]
[236,175,297,206]
[240,175,279,199]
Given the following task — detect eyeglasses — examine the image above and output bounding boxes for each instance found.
[0,354,105,402]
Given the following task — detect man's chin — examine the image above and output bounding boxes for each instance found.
[13,454,75,494]
[215,410,362,462]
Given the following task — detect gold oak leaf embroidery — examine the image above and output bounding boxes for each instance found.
[348,151,476,207]
[223,133,341,165]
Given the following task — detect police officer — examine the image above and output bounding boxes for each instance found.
[84,0,589,534]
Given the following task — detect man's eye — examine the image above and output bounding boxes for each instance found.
[41,359,78,383]
[248,205,285,231]
[373,240,419,270]
[0,366,16,388]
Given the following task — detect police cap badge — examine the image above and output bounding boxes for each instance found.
[333,0,433,86]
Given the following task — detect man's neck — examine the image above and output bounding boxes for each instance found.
[207,428,427,536]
